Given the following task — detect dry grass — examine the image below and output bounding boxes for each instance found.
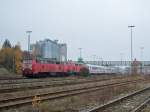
[2,75,149,112]
[35,78,148,112]
[140,104,150,112]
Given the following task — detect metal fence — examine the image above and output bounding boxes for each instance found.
[83,61,150,75]
[84,61,150,66]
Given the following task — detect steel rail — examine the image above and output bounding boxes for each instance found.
[0,79,146,110]
[86,86,150,112]
[0,75,123,84]
[131,97,150,112]
[0,76,130,93]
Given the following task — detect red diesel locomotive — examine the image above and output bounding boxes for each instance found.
[22,59,84,77]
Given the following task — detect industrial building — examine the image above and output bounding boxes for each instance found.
[30,39,67,62]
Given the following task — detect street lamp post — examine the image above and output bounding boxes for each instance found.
[128,25,135,62]
[26,31,32,52]
[140,47,144,61]
[99,57,103,66]
[140,47,144,74]
[120,53,124,65]
[78,48,82,58]
[93,55,96,64]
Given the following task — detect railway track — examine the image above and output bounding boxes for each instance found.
[0,77,24,81]
[0,77,81,84]
[0,75,131,93]
[0,78,148,110]
[131,97,150,112]
[86,84,150,112]
[0,74,122,84]
[0,77,142,101]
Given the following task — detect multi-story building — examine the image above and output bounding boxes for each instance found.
[31,39,67,61]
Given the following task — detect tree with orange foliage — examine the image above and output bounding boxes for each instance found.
[14,44,22,74]
[0,40,23,74]
[0,39,14,70]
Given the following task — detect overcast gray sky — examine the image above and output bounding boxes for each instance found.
[0,0,150,61]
